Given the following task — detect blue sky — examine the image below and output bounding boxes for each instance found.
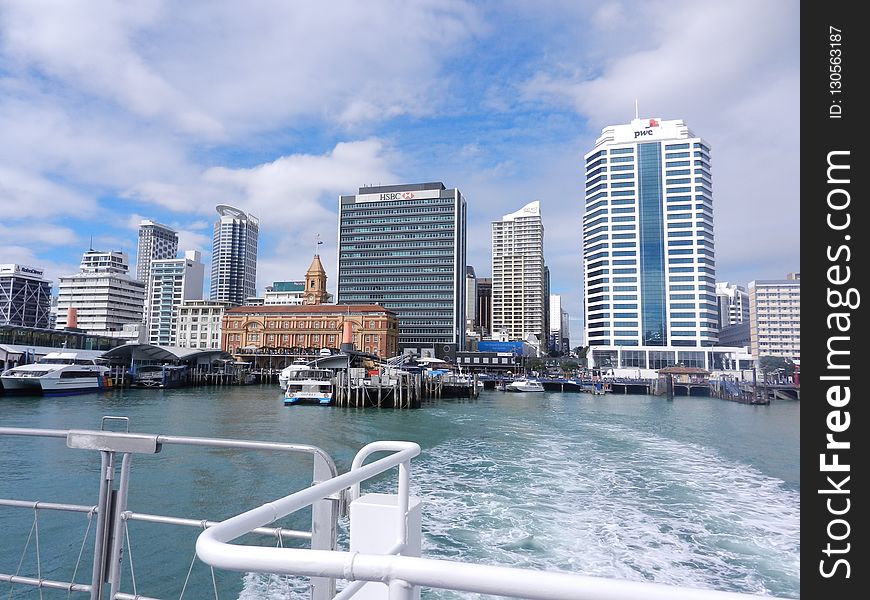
[0,1,799,345]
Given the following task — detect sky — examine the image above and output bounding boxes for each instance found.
[0,0,800,346]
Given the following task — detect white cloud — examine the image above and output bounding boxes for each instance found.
[0,223,79,247]
[0,167,97,219]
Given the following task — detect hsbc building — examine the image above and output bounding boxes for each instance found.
[337,182,467,358]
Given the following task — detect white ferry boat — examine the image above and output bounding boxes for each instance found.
[0,352,112,395]
[283,365,335,405]
[505,377,545,392]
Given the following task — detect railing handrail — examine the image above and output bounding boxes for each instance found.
[196,441,773,600]
[0,427,338,479]
[197,441,420,552]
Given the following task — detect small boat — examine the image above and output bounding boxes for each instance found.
[284,367,335,406]
[132,365,188,388]
[1,352,112,395]
[505,378,545,393]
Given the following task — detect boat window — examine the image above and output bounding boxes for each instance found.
[60,371,99,378]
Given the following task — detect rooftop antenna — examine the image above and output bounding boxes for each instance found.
[635,99,639,120]
[89,235,94,251]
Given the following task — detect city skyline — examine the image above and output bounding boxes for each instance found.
[0,1,800,346]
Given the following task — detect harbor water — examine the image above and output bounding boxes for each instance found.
[0,386,800,599]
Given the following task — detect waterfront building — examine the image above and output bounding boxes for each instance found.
[748,273,800,362]
[146,251,205,345]
[337,182,466,357]
[210,204,259,306]
[715,282,749,330]
[136,220,178,283]
[589,344,754,378]
[221,304,398,358]
[549,294,570,355]
[0,323,125,370]
[491,201,547,348]
[176,300,234,349]
[582,116,717,356]
[55,251,146,334]
[0,264,52,329]
[475,277,492,336]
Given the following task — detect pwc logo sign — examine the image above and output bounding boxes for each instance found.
[634,118,660,139]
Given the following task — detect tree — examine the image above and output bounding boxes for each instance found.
[526,358,545,373]
[560,360,579,375]
[572,346,590,368]
[758,356,794,380]
[758,355,792,373]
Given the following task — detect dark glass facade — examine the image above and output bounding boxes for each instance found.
[637,142,667,345]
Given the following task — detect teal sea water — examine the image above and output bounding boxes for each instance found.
[0,386,799,598]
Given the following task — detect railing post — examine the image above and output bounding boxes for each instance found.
[310,452,338,600]
[108,453,134,599]
[90,450,115,600]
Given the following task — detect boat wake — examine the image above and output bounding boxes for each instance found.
[239,418,800,599]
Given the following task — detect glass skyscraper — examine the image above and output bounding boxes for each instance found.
[210,205,259,306]
[337,182,466,357]
[582,117,718,368]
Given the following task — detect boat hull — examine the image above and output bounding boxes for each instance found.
[1,375,108,395]
[284,394,333,406]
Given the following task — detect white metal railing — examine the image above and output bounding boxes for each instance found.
[196,442,775,600]
[0,421,341,600]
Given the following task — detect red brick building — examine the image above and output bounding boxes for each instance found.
[221,304,399,358]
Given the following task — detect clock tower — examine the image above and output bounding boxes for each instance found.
[304,253,330,305]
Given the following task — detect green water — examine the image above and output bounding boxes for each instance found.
[0,385,799,598]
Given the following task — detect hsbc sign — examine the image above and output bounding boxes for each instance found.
[356,189,443,203]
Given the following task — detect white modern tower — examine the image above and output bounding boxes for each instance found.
[491,201,546,345]
[210,205,259,306]
[136,220,178,283]
[582,117,724,373]
[147,250,205,345]
[715,282,750,330]
[56,251,146,333]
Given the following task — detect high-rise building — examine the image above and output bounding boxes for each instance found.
[748,274,800,362]
[136,220,178,283]
[0,264,52,328]
[147,250,205,345]
[475,278,492,336]
[210,204,259,306]
[582,117,728,372]
[56,251,146,333]
[465,266,477,332]
[337,182,466,357]
[715,282,750,330]
[491,201,546,347]
[549,294,570,355]
[583,118,716,346]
